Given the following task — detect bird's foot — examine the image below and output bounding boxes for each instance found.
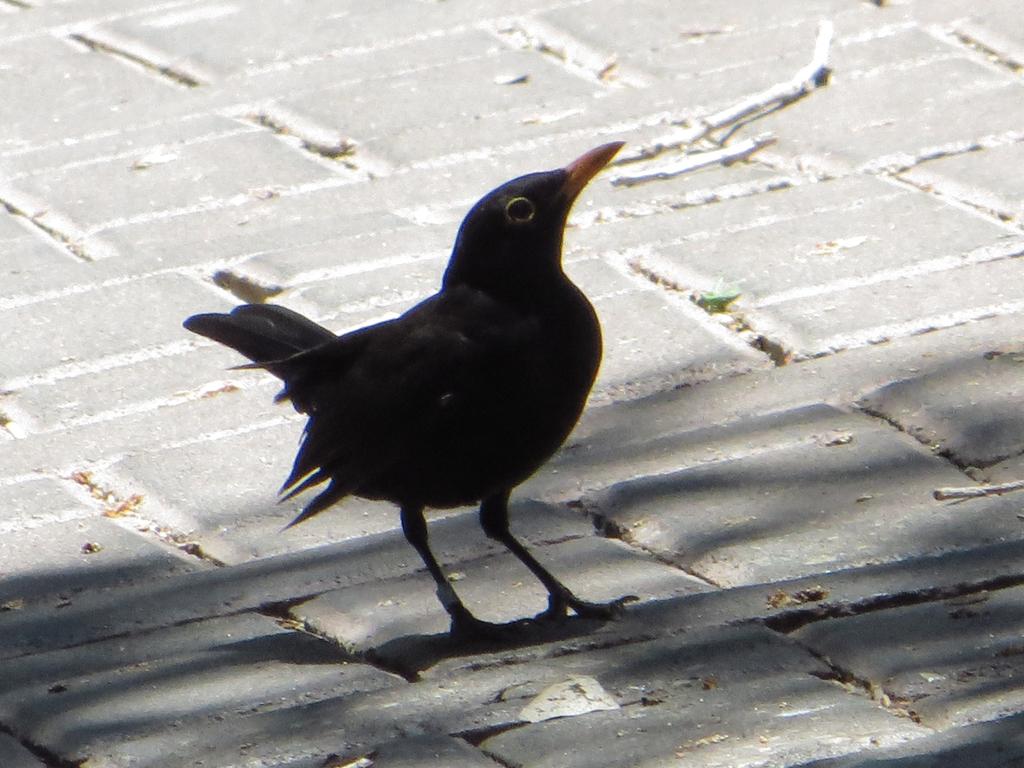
[538,590,640,622]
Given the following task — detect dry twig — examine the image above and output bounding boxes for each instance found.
[933,479,1024,501]
[611,20,833,184]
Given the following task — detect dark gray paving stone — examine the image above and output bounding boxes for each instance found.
[298,536,706,655]
[89,623,917,768]
[794,583,1024,728]
[0,734,43,768]
[798,711,1024,768]
[369,736,502,768]
[426,536,1024,679]
[585,405,976,587]
[0,515,201,611]
[859,348,1024,470]
[901,142,1024,224]
[479,624,921,768]
[0,500,592,659]
[0,612,401,764]
[982,453,1024,485]
[525,312,1024,505]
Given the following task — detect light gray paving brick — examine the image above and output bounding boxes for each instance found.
[0,611,402,765]
[0,33,201,153]
[0,382,295,480]
[14,128,337,234]
[106,417,398,563]
[117,421,602,564]
[794,583,1024,728]
[901,141,1024,224]
[609,174,1016,305]
[0,272,230,380]
[746,252,1024,359]
[91,0,552,80]
[585,405,993,587]
[0,111,242,182]
[273,51,602,167]
[858,348,1024,470]
[0,476,92,531]
[760,50,1024,173]
[588,281,768,399]
[2,342,269,434]
[0,515,202,610]
[543,1,819,82]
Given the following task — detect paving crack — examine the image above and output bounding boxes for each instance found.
[246,110,356,162]
[487,17,641,87]
[0,0,31,9]
[625,258,792,367]
[0,192,99,262]
[67,31,205,88]
[853,400,1018,477]
[67,469,144,519]
[240,108,390,177]
[584,501,723,589]
[945,28,1023,75]
[762,571,1024,634]
[806,649,920,721]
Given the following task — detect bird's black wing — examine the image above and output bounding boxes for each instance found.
[275,287,540,525]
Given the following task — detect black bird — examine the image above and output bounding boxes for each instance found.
[184,142,634,638]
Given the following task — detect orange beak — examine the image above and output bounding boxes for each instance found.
[561,142,625,202]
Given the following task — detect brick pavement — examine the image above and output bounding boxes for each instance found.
[1,1,1022,766]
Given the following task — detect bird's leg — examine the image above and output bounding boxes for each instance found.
[479,491,638,621]
[400,504,510,640]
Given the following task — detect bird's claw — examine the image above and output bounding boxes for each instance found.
[538,591,640,622]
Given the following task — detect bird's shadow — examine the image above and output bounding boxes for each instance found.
[368,614,615,678]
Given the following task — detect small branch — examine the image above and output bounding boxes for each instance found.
[701,19,833,135]
[934,479,1024,501]
[609,20,832,188]
[611,134,775,186]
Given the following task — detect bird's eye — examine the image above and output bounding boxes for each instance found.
[504,196,535,224]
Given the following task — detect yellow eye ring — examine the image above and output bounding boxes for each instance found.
[504,196,535,224]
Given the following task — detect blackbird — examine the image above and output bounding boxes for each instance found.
[184,142,634,639]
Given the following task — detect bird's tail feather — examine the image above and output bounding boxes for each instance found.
[183,304,335,377]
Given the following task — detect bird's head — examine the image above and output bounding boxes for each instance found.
[443,142,624,301]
